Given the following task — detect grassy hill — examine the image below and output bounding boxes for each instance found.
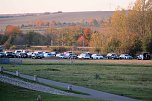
[0,11,113,29]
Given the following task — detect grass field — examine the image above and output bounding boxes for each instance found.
[0,82,102,101]
[1,59,152,101]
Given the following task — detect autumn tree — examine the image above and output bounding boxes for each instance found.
[90,19,113,53]
[5,25,21,35]
[128,0,152,53]
[4,25,21,49]
[90,31,102,53]
[25,32,46,45]
[46,26,84,46]
[77,35,89,46]
[90,0,151,54]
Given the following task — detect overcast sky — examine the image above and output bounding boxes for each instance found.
[0,0,136,14]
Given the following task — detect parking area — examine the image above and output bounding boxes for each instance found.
[0,50,152,65]
[15,58,152,65]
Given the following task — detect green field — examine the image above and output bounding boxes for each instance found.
[0,82,103,101]
[1,59,152,101]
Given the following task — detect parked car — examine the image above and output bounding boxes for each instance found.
[34,51,44,58]
[91,54,103,59]
[0,52,6,58]
[137,52,151,60]
[119,54,133,59]
[43,52,53,58]
[5,51,15,58]
[56,53,65,58]
[27,52,33,58]
[68,53,78,59]
[19,52,28,58]
[14,50,22,54]
[15,50,22,58]
[63,51,72,59]
[22,50,29,53]
[77,53,91,59]
[84,52,92,58]
[107,53,119,59]
[31,53,43,59]
[50,52,56,56]
[137,55,144,60]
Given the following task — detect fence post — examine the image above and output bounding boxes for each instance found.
[68,85,72,91]
[16,71,19,76]
[36,95,42,101]
[34,75,37,81]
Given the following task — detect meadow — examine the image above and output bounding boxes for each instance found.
[0,82,102,101]
[1,59,152,101]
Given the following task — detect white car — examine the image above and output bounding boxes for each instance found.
[119,54,133,59]
[27,52,33,58]
[91,54,103,59]
[56,53,65,58]
[50,52,56,56]
[31,53,43,59]
[64,51,72,59]
[14,50,22,54]
[43,52,53,58]
[77,53,90,59]
[33,51,44,58]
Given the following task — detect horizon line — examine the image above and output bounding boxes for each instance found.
[0,10,125,15]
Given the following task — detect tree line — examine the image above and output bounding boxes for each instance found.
[90,0,152,54]
[0,25,92,49]
[0,0,151,55]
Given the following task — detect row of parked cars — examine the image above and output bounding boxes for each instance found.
[56,52,151,60]
[0,50,151,60]
[0,50,56,59]
[73,52,134,60]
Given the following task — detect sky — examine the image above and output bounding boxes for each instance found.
[0,0,137,14]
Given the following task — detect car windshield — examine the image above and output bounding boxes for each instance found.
[7,52,13,54]
[61,54,64,56]
[111,54,115,56]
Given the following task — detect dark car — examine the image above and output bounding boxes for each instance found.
[5,51,15,58]
[0,52,6,58]
[107,53,119,59]
[19,52,28,58]
[68,54,78,59]
[137,52,151,60]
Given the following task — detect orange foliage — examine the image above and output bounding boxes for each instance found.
[5,25,21,35]
[83,27,92,40]
[77,35,89,46]
[83,27,91,34]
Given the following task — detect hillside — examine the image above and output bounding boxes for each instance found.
[0,11,113,30]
